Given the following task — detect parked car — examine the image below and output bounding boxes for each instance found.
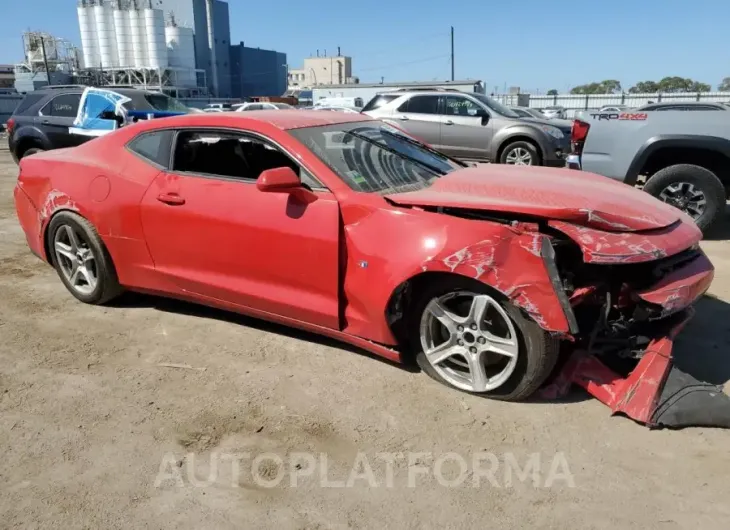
[13,110,713,407]
[6,86,191,162]
[509,106,545,119]
[598,105,631,113]
[568,109,730,232]
[510,107,574,130]
[311,105,362,114]
[363,90,570,166]
[635,101,727,111]
[203,108,225,113]
[541,106,567,119]
[205,103,233,111]
[235,102,294,111]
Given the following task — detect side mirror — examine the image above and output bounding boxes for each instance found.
[256,167,318,203]
[257,167,301,192]
[99,110,117,120]
[481,114,489,126]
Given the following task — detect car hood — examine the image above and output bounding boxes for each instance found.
[384,165,681,232]
[519,116,572,133]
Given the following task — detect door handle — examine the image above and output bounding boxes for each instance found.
[444,120,454,125]
[398,115,409,121]
[157,193,186,205]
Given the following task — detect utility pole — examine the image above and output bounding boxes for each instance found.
[40,36,52,86]
[450,26,454,81]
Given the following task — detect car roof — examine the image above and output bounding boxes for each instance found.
[138,109,372,131]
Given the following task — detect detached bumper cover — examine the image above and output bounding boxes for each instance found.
[542,252,730,429]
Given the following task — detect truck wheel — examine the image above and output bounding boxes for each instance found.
[499,141,541,166]
[643,164,725,233]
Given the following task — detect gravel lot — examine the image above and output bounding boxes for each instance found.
[1,149,730,529]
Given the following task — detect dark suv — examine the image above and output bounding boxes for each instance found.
[6,86,190,162]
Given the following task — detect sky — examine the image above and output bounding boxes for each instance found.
[1,0,728,92]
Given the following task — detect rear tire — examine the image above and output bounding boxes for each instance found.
[643,164,725,234]
[21,147,45,159]
[47,211,123,305]
[409,277,560,402]
[499,141,542,166]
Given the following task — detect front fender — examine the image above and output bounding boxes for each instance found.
[339,201,572,346]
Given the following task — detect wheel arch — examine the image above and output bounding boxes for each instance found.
[496,134,544,163]
[385,271,511,350]
[626,135,730,187]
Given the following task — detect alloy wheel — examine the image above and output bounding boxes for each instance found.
[505,147,533,165]
[419,291,519,393]
[658,182,707,220]
[53,224,98,295]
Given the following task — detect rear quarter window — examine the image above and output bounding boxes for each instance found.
[13,93,48,115]
[127,130,174,168]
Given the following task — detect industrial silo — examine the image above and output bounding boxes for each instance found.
[94,1,118,67]
[143,6,168,69]
[129,6,148,68]
[166,23,196,86]
[77,1,100,69]
[113,2,134,67]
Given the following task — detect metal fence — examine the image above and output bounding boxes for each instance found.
[493,92,730,118]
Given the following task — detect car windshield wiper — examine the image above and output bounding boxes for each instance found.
[343,130,447,176]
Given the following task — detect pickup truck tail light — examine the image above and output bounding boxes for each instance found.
[5,117,15,137]
[571,119,590,154]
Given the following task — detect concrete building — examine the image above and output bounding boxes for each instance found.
[152,0,232,97]
[230,43,286,98]
[0,65,15,90]
[288,53,352,89]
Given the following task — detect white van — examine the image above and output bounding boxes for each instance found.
[314,97,364,109]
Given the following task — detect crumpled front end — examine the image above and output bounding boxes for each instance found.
[540,218,729,428]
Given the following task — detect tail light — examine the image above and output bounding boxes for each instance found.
[6,117,15,137]
[571,120,590,155]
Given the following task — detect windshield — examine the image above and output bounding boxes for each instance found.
[122,92,190,113]
[470,94,520,118]
[289,122,463,194]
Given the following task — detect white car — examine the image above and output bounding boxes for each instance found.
[235,102,294,112]
[541,106,567,119]
[311,105,361,114]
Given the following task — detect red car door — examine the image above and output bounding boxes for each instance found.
[139,129,341,330]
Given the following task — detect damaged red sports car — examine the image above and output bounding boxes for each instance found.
[13,111,719,426]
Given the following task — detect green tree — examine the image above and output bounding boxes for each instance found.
[719,77,730,92]
[547,89,558,95]
[628,81,659,93]
[569,80,622,95]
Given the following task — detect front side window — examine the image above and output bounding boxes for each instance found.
[289,122,463,194]
[443,96,485,117]
[171,130,323,187]
[470,94,519,118]
[41,93,81,117]
[397,95,439,114]
[128,130,174,167]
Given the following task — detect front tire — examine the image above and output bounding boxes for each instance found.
[47,211,123,305]
[409,278,560,401]
[499,141,541,166]
[642,164,725,234]
[21,147,45,159]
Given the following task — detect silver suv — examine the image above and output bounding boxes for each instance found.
[362,90,571,166]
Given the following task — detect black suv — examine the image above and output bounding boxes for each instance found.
[6,86,190,163]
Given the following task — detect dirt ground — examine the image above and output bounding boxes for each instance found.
[1,149,730,530]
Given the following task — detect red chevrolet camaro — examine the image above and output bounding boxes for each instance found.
[13,110,714,408]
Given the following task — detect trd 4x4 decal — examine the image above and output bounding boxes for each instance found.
[588,112,648,121]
